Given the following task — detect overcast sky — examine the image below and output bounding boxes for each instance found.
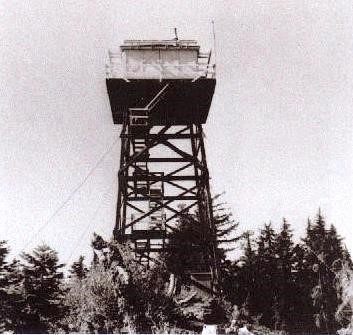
[1,1,353,264]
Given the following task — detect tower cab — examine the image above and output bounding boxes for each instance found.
[107,39,213,80]
[106,39,216,125]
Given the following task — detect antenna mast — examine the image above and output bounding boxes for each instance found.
[174,27,178,41]
[211,20,217,66]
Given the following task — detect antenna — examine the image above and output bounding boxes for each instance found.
[174,27,179,41]
[211,20,217,66]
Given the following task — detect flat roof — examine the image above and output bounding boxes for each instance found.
[121,39,200,51]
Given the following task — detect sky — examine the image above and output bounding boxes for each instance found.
[1,0,353,265]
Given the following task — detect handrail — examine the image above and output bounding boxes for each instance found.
[146,83,170,110]
[106,51,216,80]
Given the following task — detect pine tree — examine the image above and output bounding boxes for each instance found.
[273,219,294,331]
[212,194,241,263]
[165,195,241,288]
[5,258,26,332]
[0,240,9,280]
[69,255,87,280]
[335,260,353,332]
[17,244,65,333]
[323,224,345,331]
[302,210,347,333]
[291,242,314,333]
[253,223,277,328]
[236,232,257,321]
[0,241,11,331]
[165,210,208,276]
[61,236,180,333]
[301,213,327,332]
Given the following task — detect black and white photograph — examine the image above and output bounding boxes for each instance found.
[1,1,353,334]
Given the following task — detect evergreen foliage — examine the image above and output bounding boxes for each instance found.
[69,255,87,280]
[17,245,66,333]
[0,208,351,334]
[3,258,25,332]
[60,234,180,333]
[336,261,353,334]
[273,219,294,331]
[165,195,241,286]
[302,211,345,333]
[222,210,351,334]
[0,241,11,331]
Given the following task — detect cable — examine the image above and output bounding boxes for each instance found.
[63,181,116,267]
[21,136,119,252]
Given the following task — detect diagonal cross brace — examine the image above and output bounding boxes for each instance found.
[161,140,207,173]
[119,125,170,175]
[125,185,198,230]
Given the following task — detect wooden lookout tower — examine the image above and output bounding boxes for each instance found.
[106,37,219,293]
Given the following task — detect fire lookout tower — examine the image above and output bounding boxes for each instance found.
[106,37,219,293]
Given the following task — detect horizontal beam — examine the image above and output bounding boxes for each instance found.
[135,247,166,253]
[130,230,166,239]
[122,134,196,140]
[127,196,198,201]
[126,175,199,181]
[136,157,193,163]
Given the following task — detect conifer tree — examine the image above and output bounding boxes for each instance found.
[61,235,180,333]
[17,244,65,333]
[0,240,9,279]
[212,195,241,262]
[165,210,208,277]
[165,195,241,286]
[0,241,11,331]
[5,258,26,332]
[69,255,87,280]
[323,224,345,331]
[302,210,346,333]
[253,223,277,327]
[335,260,353,333]
[273,219,294,331]
[290,242,314,333]
[301,214,326,332]
[235,232,257,320]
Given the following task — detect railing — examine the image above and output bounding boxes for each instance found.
[106,51,215,81]
[122,39,198,48]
